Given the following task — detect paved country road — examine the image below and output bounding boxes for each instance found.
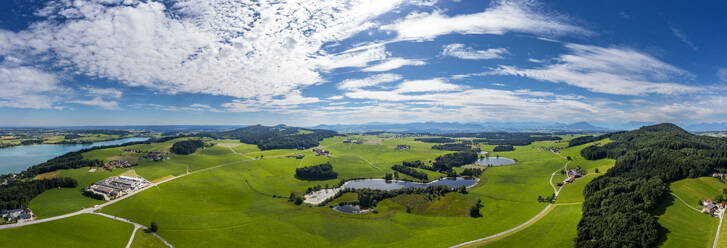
[449,152,569,248]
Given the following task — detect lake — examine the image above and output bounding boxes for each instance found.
[0,137,149,174]
[342,177,477,191]
[476,157,515,166]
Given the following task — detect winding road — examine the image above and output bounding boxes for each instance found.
[450,152,569,248]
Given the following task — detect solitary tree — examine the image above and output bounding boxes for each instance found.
[470,205,481,217]
[150,222,158,232]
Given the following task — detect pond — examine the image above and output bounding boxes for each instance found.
[342,177,477,191]
[0,137,150,174]
[476,157,515,166]
[333,204,368,214]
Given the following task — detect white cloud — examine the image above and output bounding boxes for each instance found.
[70,97,120,110]
[362,58,426,72]
[80,86,123,99]
[492,43,700,95]
[380,0,590,41]
[327,95,344,100]
[0,0,418,101]
[718,68,727,83]
[133,103,215,112]
[394,78,462,93]
[338,73,402,90]
[442,44,508,59]
[0,66,64,109]
[670,27,698,51]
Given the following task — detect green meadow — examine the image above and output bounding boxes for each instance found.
[0,214,133,248]
[5,134,622,247]
[657,177,724,248]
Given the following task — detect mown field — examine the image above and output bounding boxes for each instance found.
[0,214,133,247]
[4,134,620,247]
[658,177,724,248]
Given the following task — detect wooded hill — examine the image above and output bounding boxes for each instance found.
[577,123,727,247]
[215,125,338,150]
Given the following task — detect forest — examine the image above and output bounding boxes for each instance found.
[170,140,205,155]
[431,143,472,151]
[432,150,478,171]
[0,177,77,210]
[295,162,338,180]
[577,123,727,247]
[414,137,456,143]
[492,145,514,152]
[351,185,467,208]
[216,125,338,150]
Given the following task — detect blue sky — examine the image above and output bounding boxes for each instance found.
[0,0,726,127]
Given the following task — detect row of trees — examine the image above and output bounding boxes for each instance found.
[431,143,473,151]
[391,164,428,181]
[170,140,205,155]
[0,177,77,209]
[414,137,456,143]
[354,185,467,208]
[402,160,434,171]
[492,145,514,152]
[461,168,484,177]
[295,162,338,180]
[432,150,478,172]
[577,123,727,247]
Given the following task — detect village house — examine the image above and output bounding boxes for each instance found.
[312,148,331,158]
[396,145,411,151]
[286,154,304,159]
[342,138,362,144]
[564,168,583,184]
[1,208,35,223]
[140,151,170,161]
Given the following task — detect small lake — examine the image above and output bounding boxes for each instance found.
[0,137,149,174]
[333,205,367,214]
[476,157,515,166]
[342,177,477,191]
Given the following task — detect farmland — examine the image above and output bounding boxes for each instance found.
[3,133,615,247]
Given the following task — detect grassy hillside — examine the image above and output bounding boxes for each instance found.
[0,214,133,248]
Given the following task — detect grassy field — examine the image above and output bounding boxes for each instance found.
[131,230,168,248]
[0,214,133,247]
[6,134,623,247]
[658,177,724,248]
[479,203,582,247]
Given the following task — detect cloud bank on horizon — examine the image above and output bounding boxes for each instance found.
[0,0,725,126]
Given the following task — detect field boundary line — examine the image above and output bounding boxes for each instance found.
[670,193,702,212]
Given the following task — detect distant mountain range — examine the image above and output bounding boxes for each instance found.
[313,121,612,133]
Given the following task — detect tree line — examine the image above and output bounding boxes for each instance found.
[391,164,428,181]
[492,145,514,152]
[295,162,338,180]
[0,177,77,210]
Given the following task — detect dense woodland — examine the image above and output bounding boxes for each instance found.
[577,124,727,247]
[431,143,473,151]
[170,140,205,155]
[295,162,338,180]
[0,178,77,210]
[216,125,338,150]
[432,150,478,171]
[492,145,514,152]
[351,185,467,208]
[568,133,613,147]
[414,137,456,143]
[401,160,435,171]
[440,132,561,146]
[18,152,103,178]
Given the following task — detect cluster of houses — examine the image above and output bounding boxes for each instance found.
[1,208,34,223]
[564,168,582,183]
[702,199,725,217]
[286,154,304,159]
[103,160,136,171]
[312,148,331,158]
[84,176,150,200]
[541,147,560,153]
[342,138,362,144]
[396,144,411,151]
[140,151,170,161]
